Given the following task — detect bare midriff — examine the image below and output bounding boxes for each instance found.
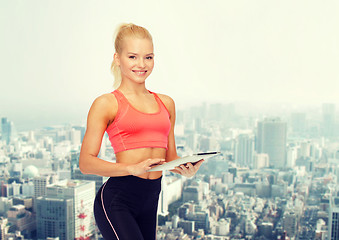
[115,147,167,179]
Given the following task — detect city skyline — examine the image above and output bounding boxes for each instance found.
[1,99,338,239]
[1,100,337,132]
[1,0,339,131]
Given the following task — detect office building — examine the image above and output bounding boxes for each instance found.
[235,134,254,168]
[33,175,50,199]
[0,217,10,239]
[46,180,95,239]
[299,141,311,158]
[328,197,339,240]
[72,126,86,142]
[258,222,273,239]
[13,197,33,210]
[0,197,12,215]
[257,118,287,169]
[183,186,202,203]
[253,153,269,169]
[282,210,297,238]
[1,118,17,144]
[214,218,230,236]
[70,128,81,145]
[7,204,35,238]
[70,150,80,174]
[286,146,298,169]
[186,211,209,232]
[36,197,74,240]
[322,103,336,138]
[178,220,195,235]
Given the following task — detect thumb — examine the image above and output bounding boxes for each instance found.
[149,158,165,165]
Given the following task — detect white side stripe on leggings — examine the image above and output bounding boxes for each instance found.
[101,181,120,240]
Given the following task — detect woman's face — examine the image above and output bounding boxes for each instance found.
[115,37,154,85]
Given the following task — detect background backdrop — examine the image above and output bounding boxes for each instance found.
[1,0,338,130]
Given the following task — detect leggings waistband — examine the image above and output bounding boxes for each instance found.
[105,175,162,194]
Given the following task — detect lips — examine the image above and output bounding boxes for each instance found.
[132,70,147,76]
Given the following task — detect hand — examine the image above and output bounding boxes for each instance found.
[170,159,204,178]
[127,158,165,176]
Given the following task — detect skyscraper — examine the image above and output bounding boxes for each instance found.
[328,197,339,240]
[322,103,336,138]
[36,197,74,240]
[33,175,50,199]
[235,134,254,168]
[282,210,297,238]
[1,118,17,144]
[0,218,9,239]
[45,180,95,239]
[257,118,287,169]
[70,150,80,175]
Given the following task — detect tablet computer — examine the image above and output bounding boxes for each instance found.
[147,151,221,172]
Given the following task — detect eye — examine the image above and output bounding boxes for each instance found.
[129,56,136,59]
[146,56,153,60]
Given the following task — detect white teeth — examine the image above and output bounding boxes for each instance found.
[134,71,146,76]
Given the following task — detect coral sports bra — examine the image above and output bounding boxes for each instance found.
[106,89,171,153]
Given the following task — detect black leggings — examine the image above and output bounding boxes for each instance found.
[94,175,162,240]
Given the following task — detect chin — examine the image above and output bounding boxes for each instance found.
[134,77,149,84]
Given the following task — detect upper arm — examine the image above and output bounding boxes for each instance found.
[157,94,179,161]
[80,94,117,158]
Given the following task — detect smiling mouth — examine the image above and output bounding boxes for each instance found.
[132,70,147,76]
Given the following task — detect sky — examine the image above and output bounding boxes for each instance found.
[1,0,338,130]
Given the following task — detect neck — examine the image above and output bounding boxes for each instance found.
[118,81,149,95]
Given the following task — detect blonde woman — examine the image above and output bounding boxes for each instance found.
[79,23,204,239]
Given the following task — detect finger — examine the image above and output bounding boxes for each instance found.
[176,166,192,177]
[186,162,194,169]
[149,163,161,167]
[148,158,165,165]
[178,165,189,174]
[186,163,196,171]
[194,160,204,169]
[170,169,180,174]
[174,166,184,173]
[179,165,187,170]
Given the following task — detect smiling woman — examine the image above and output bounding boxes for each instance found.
[111,23,154,89]
[114,37,154,86]
[79,23,204,240]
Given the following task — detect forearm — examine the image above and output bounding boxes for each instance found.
[79,154,131,177]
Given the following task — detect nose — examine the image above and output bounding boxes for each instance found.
[137,58,145,68]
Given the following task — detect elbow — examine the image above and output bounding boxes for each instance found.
[79,155,90,175]
[79,165,87,175]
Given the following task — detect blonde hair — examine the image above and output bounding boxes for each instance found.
[111,23,153,89]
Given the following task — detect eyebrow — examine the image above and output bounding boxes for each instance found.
[127,52,154,56]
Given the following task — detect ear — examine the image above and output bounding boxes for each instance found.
[114,53,120,66]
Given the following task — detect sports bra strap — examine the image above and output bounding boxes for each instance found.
[149,91,170,116]
[112,90,125,103]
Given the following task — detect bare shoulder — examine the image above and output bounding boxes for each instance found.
[156,93,175,106]
[88,92,118,122]
[156,93,175,110]
[155,93,176,119]
[92,93,117,109]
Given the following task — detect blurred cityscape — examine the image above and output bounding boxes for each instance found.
[0,102,339,240]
